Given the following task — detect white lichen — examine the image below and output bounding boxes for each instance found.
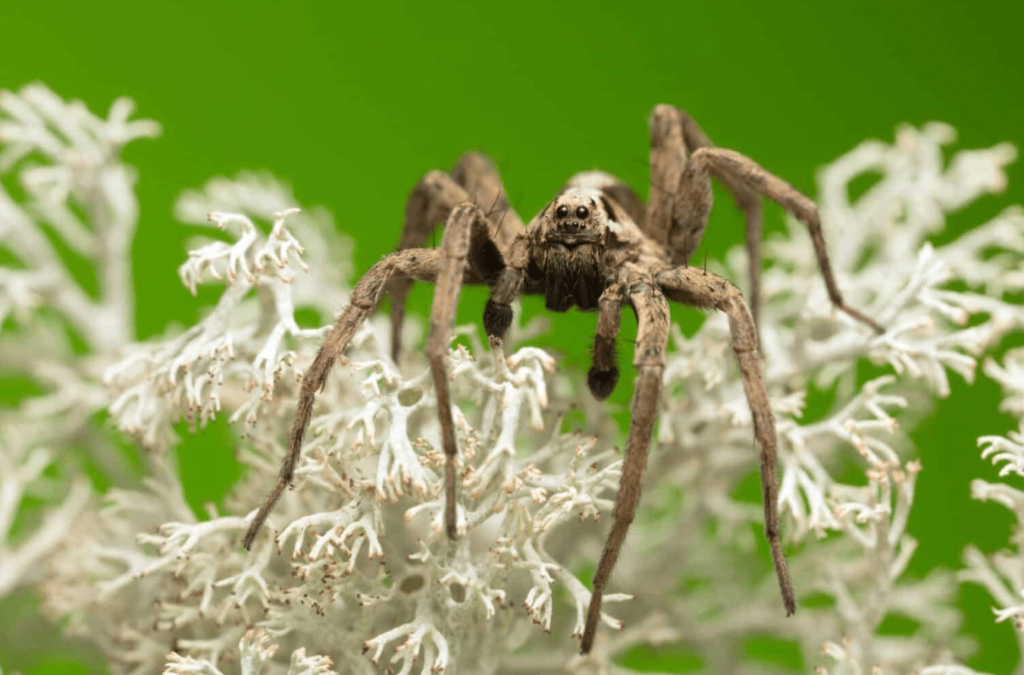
[961,348,1024,668]
[0,83,159,600]
[163,629,337,675]
[2,85,1022,675]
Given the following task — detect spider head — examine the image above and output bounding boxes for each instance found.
[541,188,616,246]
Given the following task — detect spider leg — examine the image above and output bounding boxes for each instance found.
[648,105,765,323]
[655,264,797,617]
[452,152,525,249]
[587,282,625,400]
[389,153,523,361]
[242,248,444,550]
[646,104,690,248]
[687,145,883,333]
[581,278,669,654]
[427,202,520,539]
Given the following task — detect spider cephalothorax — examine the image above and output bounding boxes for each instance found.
[242,104,883,655]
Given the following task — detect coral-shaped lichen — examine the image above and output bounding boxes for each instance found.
[0,83,159,600]
[1,86,1021,675]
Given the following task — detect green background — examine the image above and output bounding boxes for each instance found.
[2,1,1023,673]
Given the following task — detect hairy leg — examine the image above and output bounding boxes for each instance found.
[242,248,443,550]
[646,105,688,248]
[651,106,764,320]
[581,278,669,654]
[688,147,883,333]
[390,154,522,361]
[427,203,514,540]
[655,264,796,617]
[452,152,525,250]
[648,105,765,322]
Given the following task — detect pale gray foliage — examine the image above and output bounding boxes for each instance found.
[962,348,1024,674]
[0,83,158,601]
[1,86,1021,675]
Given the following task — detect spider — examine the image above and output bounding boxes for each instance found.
[242,104,882,654]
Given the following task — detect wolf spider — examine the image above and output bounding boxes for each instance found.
[242,104,882,654]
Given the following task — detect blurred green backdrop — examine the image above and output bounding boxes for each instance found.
[2,0,1023,673]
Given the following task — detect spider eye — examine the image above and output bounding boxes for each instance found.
[556,205,569,219]
[575,206,589,219]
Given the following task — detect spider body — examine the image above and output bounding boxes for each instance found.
[243,105,883,655]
